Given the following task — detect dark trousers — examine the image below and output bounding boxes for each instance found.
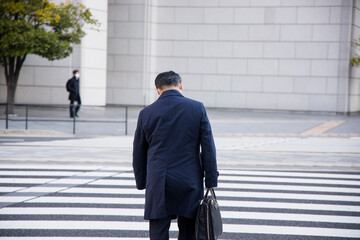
[150,216,196,240]
[69,98,81,117]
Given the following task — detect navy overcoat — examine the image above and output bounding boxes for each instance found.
[66,77,80,101]
[133,89,218,220]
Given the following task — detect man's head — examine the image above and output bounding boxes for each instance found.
[73,70,80,78]
[155,71,182,95]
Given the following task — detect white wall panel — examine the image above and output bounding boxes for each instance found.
[246,93,278,109]
[249,25,280,41]
[280,25,313,41]
[189,25,218,40]
[263,77,293,93]
[265,7,297,24]
[234,8,265,24]
[204,8,234,24]
[218,59,248,75]
[202,75,232,91]
[279,60,311,76]
[277,94,309,111]
[264,43,295,59]
[232,76,262,92]
[297,7,330,24]
[248,60,278,75]
[203,42,232,58]
[175,8,203,24]
[293,77,327,94]
[219,25,248,41]
[233,42,263,58]
[174,42,203,57]
[313,25,341,42]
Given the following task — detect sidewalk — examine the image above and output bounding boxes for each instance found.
[1,105,360,137]
[1,106,360,170]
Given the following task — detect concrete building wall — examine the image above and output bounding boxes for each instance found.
[1,0,359,114]
[350,0,360,112]
[0,0,108,106]
[144,0,354,112]
[106,0,146,105]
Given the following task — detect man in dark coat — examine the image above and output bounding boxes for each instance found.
[66,70,81,118]
[133,71,218,240]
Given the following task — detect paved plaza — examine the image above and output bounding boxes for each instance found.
[0,106,360,239]
[1,106,360,170]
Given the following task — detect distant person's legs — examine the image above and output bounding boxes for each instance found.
[149,216,171,240]
[75,96,81,117]
[178,216,196,240]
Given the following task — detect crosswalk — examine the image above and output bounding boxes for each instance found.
[0,165,359,239]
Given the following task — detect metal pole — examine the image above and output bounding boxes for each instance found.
[125,106,128,135]
[25,105,28,130]
[5,104,8,129]
[73,110,76,134]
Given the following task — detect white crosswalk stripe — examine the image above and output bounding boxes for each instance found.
[0,165,360,239]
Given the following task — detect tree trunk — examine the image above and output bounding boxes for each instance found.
[6,77,17,114]
[3,56,26,114]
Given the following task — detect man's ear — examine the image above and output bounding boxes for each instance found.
[179,82,183,90]
[156,88,161,95]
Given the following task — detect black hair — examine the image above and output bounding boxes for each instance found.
[155,71,182,90]
[73,70,79,75]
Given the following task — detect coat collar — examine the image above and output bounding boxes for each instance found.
[158,89,183,99]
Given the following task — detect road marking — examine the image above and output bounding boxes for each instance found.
[0,238,163,240]
[220,169,360,179]
[26,197,145,204]
[1,166,360,239]
[60,183,360,195]
[300,120,345,136]
[223,224,360,238]
[1,208,360,224]
[0,170,118,177]
[0,139,25,142]
[220,175,360,186]
[1,221,359,238]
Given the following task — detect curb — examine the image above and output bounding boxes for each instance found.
[0,129,73,137]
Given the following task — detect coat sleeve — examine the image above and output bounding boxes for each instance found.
[66,80,73,92]
[132,111,148,190]
[66,79,78,94]
[199,104,218,188]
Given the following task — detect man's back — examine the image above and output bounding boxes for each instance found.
[141,90,203,167]
[133,89,217,220]
[132,71,218,240]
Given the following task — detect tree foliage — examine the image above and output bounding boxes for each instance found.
[351,38,360,67]
[0,0,98,61]
[0,0,99,113]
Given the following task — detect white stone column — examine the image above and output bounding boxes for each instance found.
[335,1,354,113]
[78,0,108,106]
[349,0,360,113]
[143,2,158,106]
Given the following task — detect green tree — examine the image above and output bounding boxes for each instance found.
[0,0,98,114]
[351,38,360,66]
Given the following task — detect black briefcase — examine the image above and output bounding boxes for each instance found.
[195,188,223,240]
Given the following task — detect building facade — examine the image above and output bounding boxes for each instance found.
[1,0,360,113]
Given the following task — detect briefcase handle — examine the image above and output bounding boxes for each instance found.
[204,188,217,199]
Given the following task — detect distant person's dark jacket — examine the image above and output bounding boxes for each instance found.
[66,77,80,101]
[133,89,218,220]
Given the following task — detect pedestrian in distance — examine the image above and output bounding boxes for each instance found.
[133,71,218,240]
[66,70,81,118]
